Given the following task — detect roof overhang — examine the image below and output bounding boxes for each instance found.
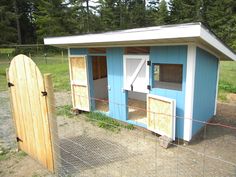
[44,23,236,61]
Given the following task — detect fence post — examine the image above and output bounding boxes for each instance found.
[61,50,64,63]
[44,73,60,174]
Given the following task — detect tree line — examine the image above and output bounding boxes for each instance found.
[0,0,235,50]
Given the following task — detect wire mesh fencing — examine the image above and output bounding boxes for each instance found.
[52,96,236,177]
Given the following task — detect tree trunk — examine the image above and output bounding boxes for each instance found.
[13,0,22,44]
[86,0,89,32]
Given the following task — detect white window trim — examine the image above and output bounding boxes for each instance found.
[184,44,196,141]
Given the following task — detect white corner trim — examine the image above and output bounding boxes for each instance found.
[184,44,196,141]
[214,59,220,115]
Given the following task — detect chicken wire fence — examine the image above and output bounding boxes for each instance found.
[51,96,236,177]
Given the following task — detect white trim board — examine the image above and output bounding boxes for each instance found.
[214,59,220,115]
[44,23,236,61]
[183,44,196,141]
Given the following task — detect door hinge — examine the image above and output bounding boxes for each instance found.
[8,82,14,87]
[147,60,151,66]
[130,84,133,91]
[41,91,47,96]
[16,137,23,142]
[147,85,151,90]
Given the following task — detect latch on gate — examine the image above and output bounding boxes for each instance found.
[147,85,151,90]
[41,91,47,96]
[16,137,23,142]
[147,60,151,66]
[8,82,14,87]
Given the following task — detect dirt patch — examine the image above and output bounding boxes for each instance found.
[227,93,236,104]
[0,91,16,150]
[217,102,236,121]
[0,151,52,177]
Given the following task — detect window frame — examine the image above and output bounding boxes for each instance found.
[152,63,183,91]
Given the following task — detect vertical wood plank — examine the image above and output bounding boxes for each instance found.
[44,73,58,173]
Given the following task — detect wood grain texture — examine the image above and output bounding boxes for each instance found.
[69,56,90,111]
[147,95,174,139]
[8,54,55,172]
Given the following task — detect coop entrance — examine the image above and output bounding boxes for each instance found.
[92,56,109,112]
[128,91,147,125]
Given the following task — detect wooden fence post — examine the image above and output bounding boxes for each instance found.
[44,73,59,174]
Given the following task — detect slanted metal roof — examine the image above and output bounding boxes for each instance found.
[44,22,236,61]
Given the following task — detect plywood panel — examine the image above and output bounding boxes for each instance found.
[92,56,107,80]
[147,94,176,140]
[69,56,90,111]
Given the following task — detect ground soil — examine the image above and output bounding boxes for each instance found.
[0,91,236,177]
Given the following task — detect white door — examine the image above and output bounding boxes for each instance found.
[123,55,149,93]
[69,56,90,111]
[147,94,176,140]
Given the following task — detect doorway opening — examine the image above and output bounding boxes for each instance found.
[92,56,109,112]
[128,91,147,125]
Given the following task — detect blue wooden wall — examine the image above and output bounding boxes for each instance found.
[106,48,128,121]
[149,46,187,139]
[192,48,219,136]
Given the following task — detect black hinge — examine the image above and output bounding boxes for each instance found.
[41,91,47,96]
[130,84,133,91]
[147,85,151,90]
[147,60,151,66]
[16,137,23,142]
[8,82,14,87]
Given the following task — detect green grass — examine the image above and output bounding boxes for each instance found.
[218,61,236,101]
[86,112,134,132]
[56,105,74,118]
[0,148,27,161]
[0,48,15,54]
[0,148,10,161]
[0,55,70,92]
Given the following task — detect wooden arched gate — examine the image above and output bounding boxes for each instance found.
[7,54,57,172]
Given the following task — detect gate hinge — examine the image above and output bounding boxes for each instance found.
[16,137,23,142]
[147,85,151,90]
[130,84,133,91]
[41,91,47,96]
[8,82,14,87]
[147,61,151,66]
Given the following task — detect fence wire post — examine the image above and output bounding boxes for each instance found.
[44,73,60,175]
[203,124,207,177]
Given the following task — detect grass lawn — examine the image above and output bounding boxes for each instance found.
[218,61,236,101]
[0,55,70,92]
[0,55,236,102]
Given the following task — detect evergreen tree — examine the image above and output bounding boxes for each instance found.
[0,0,17,44]
[205,0,236,50]
[155,0,169,25]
